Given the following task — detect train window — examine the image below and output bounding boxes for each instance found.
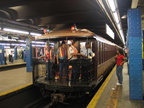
[97,41,100,65]
[99,42,102,64]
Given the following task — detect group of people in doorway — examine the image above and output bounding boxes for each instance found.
[39,40,95,81]
[39,40,126,84]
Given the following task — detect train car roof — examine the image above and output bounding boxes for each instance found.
[36,28,117,46]
[94,35,115,46]
[35,29,95,40]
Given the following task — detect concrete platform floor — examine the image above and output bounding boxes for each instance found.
[0,67,32,94]
[87,63,144,108]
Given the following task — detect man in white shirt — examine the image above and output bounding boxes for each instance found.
[68,41,83,82]
[80,42,95,59]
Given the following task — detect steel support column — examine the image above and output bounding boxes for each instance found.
[0,45,4,65]
[127,8,143,100]
[14,47,17,60]
[26,38,32,72]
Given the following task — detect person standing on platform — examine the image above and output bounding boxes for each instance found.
[56,41,68,79]
[4,51,7,65]
[115,49,125,85]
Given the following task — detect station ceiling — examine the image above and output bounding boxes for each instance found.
[0,0,142,47]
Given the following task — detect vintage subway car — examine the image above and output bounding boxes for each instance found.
[33,29,117,100]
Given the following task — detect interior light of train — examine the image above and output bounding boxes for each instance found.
[3,28,29,35]
[106,24,114,39]
[107,0,116,12]
[30,32,42,36]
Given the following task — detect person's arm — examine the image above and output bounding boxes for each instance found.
[120,56,126,65]
[89,49,95,58]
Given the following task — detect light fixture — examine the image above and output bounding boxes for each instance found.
[18,40,25,43]
[106,0,125,44]
[30,32,42,36]
[3,28,29,35]
[117,23,121,30]
[107,0,116,12]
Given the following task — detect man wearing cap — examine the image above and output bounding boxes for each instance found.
[80,42,95,59]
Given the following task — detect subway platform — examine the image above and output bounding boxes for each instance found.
[0,60,32,96]
[87,63,144,108]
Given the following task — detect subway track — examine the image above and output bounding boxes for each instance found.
[0,83,99,108]
[0,66,112,108]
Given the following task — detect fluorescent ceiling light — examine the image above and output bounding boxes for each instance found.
[106,0,125,44]
[119,30,125,43]
[30,32,42,36]
[32,45,45,47]
[113,12,119,23]
[3,28,29,35]
[18,40,25,42]
[117,23,121,30]
[107,0,116,12]
[32,41,45,44]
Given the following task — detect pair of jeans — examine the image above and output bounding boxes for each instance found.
[70,59,79,81]
[59,59,68,78]
[46,60,53,79]
[116,65,123,84]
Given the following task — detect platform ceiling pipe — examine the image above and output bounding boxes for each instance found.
[127,8,143,100]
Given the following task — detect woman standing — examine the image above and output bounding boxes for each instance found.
[115,49,125,85]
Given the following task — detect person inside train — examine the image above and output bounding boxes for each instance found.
[39,42,55,80]
[68,40,84,82]
[4,51,7,65]
[80,42,95,59]
[56,41,69,79]
[115,49,125,85]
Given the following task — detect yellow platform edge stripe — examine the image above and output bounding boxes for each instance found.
[87,66,116,108]
[0,83,32,96]
[0,62,26,67]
